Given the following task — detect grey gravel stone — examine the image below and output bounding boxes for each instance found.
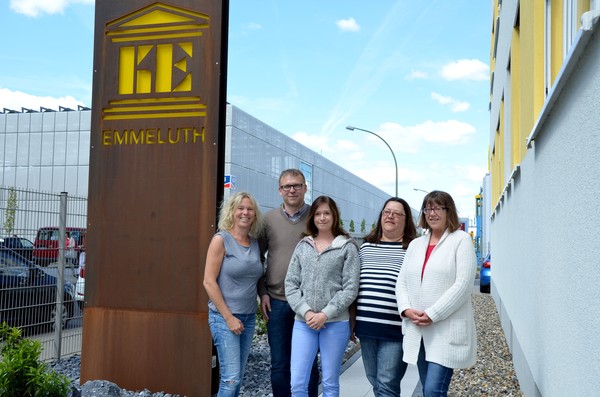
[80,380,122,396]
[446,293,523,397]
[52,293,522,396]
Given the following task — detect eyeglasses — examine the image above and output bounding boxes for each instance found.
[280,183,304,192]
[422,206,447,214]
[382,209,405,218]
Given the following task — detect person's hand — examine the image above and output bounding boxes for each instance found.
[226,316,244,335]
[403,309,432,326]
[305,311,328,330]
[260,295,271,322]
[349,318,357,342]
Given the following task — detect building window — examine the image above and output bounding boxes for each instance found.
[563,0,578,58]
[545,0,552,97]
[299,161,313,204]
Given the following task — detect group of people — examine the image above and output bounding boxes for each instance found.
[203,168,477,397]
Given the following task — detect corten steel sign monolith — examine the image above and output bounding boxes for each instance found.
[82,1,228,395]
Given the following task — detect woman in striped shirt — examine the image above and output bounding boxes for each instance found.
[351,197,417,397]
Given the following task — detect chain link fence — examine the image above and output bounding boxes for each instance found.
[0,186,87,361]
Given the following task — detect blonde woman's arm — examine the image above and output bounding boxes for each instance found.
[202,235,244,335]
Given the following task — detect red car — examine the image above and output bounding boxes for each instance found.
[32,227,86,266]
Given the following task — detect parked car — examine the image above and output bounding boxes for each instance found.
[32,227,86,266]
[480,254,491,294]
[0,236,34,262]
[0,247,76,334]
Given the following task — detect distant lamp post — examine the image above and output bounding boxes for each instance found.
[346,125,398,197]
[413,188,430,194]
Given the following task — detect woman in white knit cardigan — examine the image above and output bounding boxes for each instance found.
[395,191,477,397]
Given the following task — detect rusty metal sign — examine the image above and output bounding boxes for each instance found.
[82,1,227,395]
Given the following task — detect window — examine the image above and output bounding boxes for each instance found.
[0,251,27,277]
[563,0,578,57]
[545,0,552,97]
[299,161,313,204]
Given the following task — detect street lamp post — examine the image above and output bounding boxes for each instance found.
[346,125,398,197]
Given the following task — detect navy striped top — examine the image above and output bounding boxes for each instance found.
[354,241,406,341]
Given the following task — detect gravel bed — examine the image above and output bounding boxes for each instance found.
[50,293,522,396]
[49,330,358,396]
[447,293,523,397]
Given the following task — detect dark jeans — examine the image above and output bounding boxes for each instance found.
[416,340,454,397]
[360,336,407,397]
[267,298,319,397]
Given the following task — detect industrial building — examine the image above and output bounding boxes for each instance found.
[0,103,392,236]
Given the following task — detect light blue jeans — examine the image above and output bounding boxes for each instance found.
[267,298,320,397]
[290,320,350,397]
[208,310,256,397]
[416,340,454,397]
[360,336,407,397]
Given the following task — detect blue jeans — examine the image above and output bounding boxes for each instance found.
[416,341,454,397]
[208,310,256,397]
[267,298,319,397]
[360,336,407,397]
[290,320,350,397]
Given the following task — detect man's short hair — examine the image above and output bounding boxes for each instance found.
[278,169,306,185]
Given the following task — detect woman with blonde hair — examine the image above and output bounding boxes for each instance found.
[204,192,264,397]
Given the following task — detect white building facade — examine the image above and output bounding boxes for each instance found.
[489,1,600,395]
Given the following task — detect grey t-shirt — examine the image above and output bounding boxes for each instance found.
[208,230,263,315]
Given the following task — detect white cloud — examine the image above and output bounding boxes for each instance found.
[290,128,482,219]
[0,88,84,112]
[374,119,476,154]
[431,92,470,112]
[454,164,489,183]
[441,59,489,81]
[292,132,332,154]
[450,102,470,112]
[412,120,476,145]
[243,22,262,30]
[10,0,93,18]
[430,92,453,105]
[336,17,360,32]
[406,70,429,80]
[336,139,361,152]
[410,163,487,219]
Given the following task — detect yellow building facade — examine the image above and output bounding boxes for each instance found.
[489,1,600,395]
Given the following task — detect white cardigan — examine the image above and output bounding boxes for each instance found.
[395,229,477,369]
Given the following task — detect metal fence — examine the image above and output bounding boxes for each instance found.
[0,186,87,361]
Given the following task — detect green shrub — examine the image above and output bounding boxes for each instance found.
[0,322,71,397]
[255,309,268,335]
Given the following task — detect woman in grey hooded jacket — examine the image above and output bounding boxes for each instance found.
[285,195,360,397]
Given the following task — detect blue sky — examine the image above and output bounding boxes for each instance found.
[0,0,491,221]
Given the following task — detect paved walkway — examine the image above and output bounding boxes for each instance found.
[323,351,420,397]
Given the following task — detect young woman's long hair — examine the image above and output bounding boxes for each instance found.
[364,197,417,249]
[304,195,349,238]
